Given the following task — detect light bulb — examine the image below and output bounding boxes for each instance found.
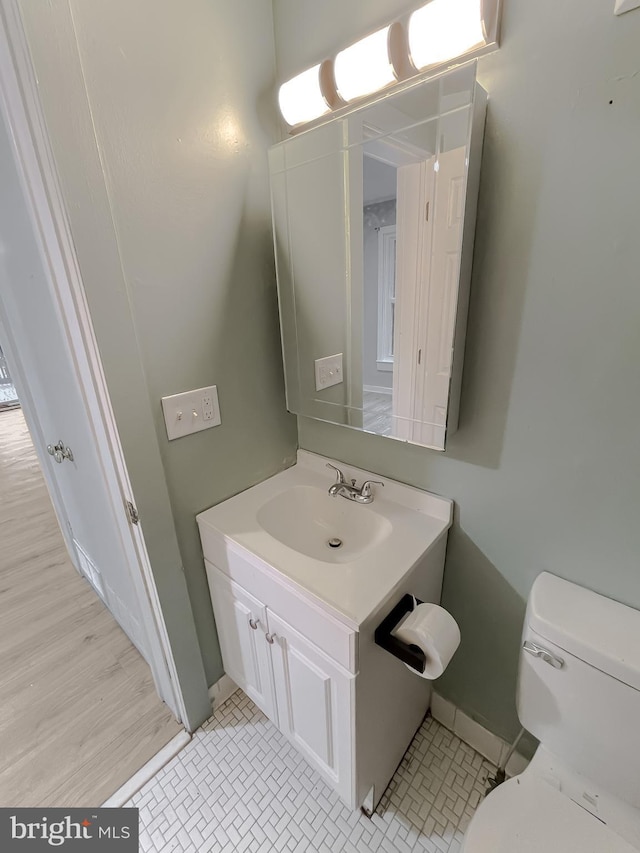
[278,65,330,126]
[408,0,486,70]
[334,26,396,103]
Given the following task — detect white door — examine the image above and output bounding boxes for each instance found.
[392,147,466,447]
[267,610,354,806]
[207,568,277,721]
[416,145,467,447]
[392,158,435,441]
[0,104,150,659]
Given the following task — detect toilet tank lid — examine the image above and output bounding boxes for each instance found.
[528,573,640,692]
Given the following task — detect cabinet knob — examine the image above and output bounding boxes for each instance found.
[265,632,277,644]
[249,617,259,630]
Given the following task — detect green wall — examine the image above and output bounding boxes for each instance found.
[20,0,298,697]
[64,0,299,688]
[274,0,640,739]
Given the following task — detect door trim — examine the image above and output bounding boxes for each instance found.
[0,0,188,725]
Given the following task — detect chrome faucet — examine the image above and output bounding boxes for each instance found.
[326,463,384,504]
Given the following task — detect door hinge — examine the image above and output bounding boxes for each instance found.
[126,500,140,525]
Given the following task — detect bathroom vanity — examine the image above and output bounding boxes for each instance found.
[196,451,452,812]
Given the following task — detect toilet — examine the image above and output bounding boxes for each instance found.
[462,572,640,852]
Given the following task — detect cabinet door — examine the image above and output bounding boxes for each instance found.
[267,610,354,807]
[207,567,277,722]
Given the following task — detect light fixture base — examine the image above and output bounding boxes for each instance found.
[614,0,640,14]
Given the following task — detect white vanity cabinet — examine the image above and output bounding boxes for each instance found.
[207,569,277,723]
[207,563,355,806]
[196,450,454,813]
[266,610,354,799]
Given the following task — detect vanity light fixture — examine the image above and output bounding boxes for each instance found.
[334,26,397,103]
[277,0,501,128]
[614,0,640,13]
[278,63,331,127]
[408,0,499,71]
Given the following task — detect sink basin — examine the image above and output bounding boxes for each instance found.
[256,485,392,563]
[196,450,453,627]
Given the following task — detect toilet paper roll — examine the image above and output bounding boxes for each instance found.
[395,603,460,679]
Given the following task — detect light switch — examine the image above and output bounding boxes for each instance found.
[161,385,221,440]
[315,353,343,391]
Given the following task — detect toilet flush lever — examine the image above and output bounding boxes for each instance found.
[523,641,564,669]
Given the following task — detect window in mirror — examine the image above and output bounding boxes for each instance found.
[376,224,396,370]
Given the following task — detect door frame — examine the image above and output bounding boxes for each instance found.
[0,1,188,725]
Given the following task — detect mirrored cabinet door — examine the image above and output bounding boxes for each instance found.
[269,63,487,451]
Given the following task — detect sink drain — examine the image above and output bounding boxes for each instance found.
[327,537,343,549]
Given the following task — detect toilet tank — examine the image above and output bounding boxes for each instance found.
[517,572,640,809]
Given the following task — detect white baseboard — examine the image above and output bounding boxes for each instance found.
[208,674,239,710]
[363,384,393,395]
[430,692,529,777]
[101,730,191,807]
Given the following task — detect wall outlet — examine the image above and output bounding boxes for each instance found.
[202,394,214,421]
[161,385,221,440]
[315,353,344,391]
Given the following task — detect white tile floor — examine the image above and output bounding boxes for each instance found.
[127,691,494,853]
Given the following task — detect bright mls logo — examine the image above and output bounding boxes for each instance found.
[0,809,138,851]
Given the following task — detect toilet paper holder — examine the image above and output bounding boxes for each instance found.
[375,594,426,674]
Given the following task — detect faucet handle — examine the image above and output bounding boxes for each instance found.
[360,480,384,498]
[326,462,346,484]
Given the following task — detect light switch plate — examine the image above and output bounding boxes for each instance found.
[315,353,343,391]
[161,385,221,440]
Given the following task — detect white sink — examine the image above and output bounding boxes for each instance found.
[197,451,453,627]
[256,484,392,563]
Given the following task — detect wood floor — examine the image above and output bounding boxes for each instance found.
[0,407,183,806]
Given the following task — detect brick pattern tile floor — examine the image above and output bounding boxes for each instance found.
[128,691,494,852]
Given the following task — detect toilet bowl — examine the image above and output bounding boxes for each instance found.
[461,572,640,852]
[462,756,638,852]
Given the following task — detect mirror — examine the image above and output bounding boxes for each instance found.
[269,63,486,450]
